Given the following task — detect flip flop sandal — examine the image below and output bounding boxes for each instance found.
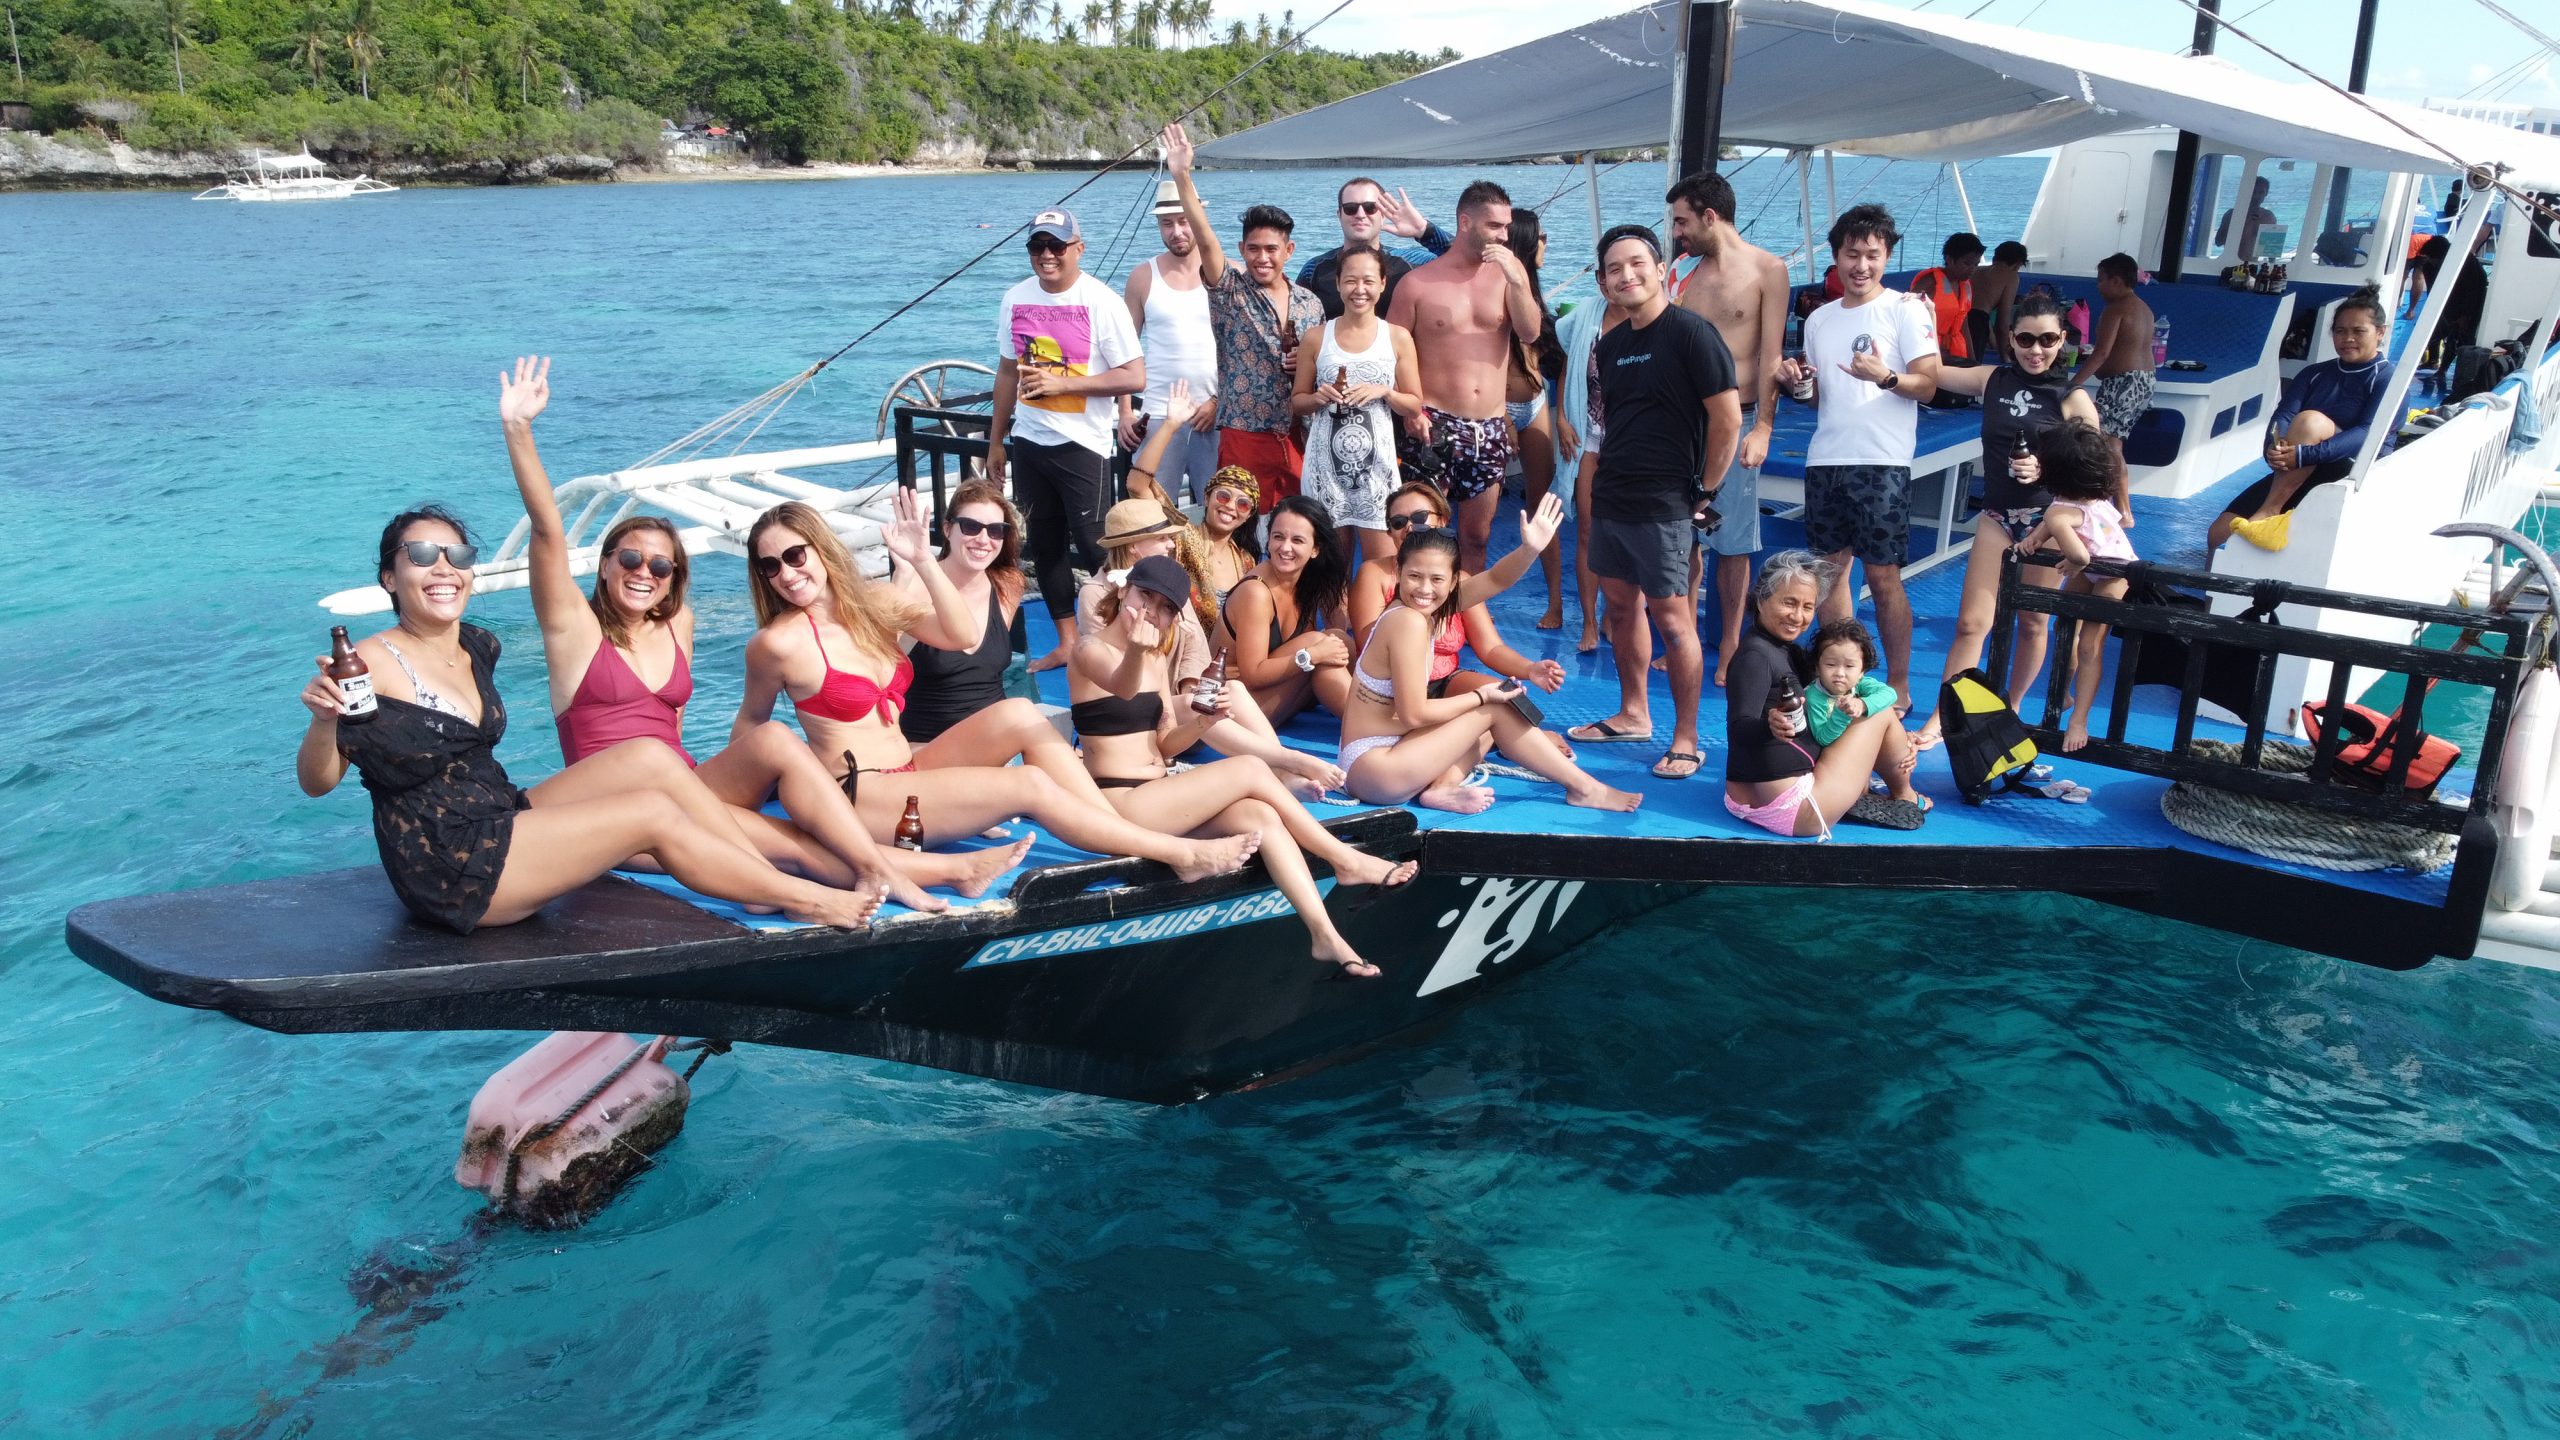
[2007,774,2093,803]
[1651,750,1704,780]
[1844,794,1929,830]
[1566,720,1653,743]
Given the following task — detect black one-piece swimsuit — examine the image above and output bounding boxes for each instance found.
[335,623,532,933]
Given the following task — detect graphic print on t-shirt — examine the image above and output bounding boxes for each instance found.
[1012,303,1096,416]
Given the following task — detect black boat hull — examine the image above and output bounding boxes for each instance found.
[65,812,1685,1103]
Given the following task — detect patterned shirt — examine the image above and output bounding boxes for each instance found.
[1205,268,1325,436]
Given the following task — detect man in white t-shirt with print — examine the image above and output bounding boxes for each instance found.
[987,207,1145,671]
[1777,202,1940,709]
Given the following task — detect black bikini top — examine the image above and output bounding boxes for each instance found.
[1070,690,1164,738]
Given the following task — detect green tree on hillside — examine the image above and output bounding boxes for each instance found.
[293,5,333,90]
[343,0,380,99]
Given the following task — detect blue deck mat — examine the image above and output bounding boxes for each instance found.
[1009,456,2462,911]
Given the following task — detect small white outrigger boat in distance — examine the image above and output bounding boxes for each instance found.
[194,149,397,203]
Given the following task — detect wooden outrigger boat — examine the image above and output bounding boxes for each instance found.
[70,0,2560,1103]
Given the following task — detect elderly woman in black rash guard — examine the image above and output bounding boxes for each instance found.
[1723,550,1926,836]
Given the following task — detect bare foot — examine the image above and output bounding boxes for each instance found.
[1338,854,1419,888]
[1577,625,1601,655]
[1313,940,1382,979]
[1891,685,1914,716]
[1536,606,1564,631]
[1026,643,1071,674]
[1546,732,1577,761]
[943,836,1034,899]
[1712,663,1730,688]
[2063,717,2092,753]
[1909,719,1942,752]
[789,884,881,930]
[1173,831,1261,883]
[1651,654,1669,672]
[1417,782,1497,814]
[1567,781,1645,812]
[876,868,949,913]
[1275,749,1348,793]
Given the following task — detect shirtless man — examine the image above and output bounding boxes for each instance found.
[1386,179,1544,575]
[1974,240,2027,364]
[2063,252,2153,523]
[1666,171,1788,687]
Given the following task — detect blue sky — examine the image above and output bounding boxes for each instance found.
[1256,0,2559,110]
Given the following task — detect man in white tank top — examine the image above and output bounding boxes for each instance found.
[1119,181,1222,506]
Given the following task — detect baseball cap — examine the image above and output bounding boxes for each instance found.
[1029,208,1081,244]
[1125,555,1193,610]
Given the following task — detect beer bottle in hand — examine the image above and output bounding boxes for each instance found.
[328,625,377,723]
[895,796,926,851]
[1190,654,1227,716]
[2009,430,2033,483]
[1331,366,1355,423]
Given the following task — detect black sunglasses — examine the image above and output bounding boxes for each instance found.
[1386,511,1445,531]
[1026,237,1071,256]
[1339,200,1379,216]
[753,543,812,578]
[400,540,478,569]
[1399,524,1457,542]
[615,548,676,578]
[2011,330,2065,347]
[947,515,1013,542]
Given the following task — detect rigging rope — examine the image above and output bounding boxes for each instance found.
[2159,739,2457,873]
[619,0,1365,470]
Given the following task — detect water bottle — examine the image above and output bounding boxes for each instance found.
[2151,316,2170,368]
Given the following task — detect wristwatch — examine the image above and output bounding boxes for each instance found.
[1293,648,1316,674]
[1875,371,1900,391]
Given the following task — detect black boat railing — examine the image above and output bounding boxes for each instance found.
[1985,550,2544,954]
[893,405,995,531]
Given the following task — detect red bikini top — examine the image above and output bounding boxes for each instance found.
[796,610,911,723]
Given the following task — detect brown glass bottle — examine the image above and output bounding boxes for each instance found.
[328,625,377,724]
[895,795,926,851]
[1190,654,1227,715]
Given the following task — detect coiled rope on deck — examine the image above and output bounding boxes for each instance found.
[2158,739,2456,874]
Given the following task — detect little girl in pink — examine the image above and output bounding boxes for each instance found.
[2018,421,2136,754]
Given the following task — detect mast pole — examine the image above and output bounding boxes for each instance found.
[1798,148,1815,285]
[1950,162,1977,234]
[1585,151,1606,268]
[2156,0,2221,282]
[1669,0,1732,182]
[2319,0,2382,249]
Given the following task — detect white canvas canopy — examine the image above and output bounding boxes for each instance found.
[1201,0,2560,186]
[255,151,327,171]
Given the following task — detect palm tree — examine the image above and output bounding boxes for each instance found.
[1048,1,1066,43]
[293,2,332,89]
[1080,1,1101,44]
[1253,13,1271,48]
[501,19,541,106]
[344,0,382,100]
[1103,0,1124,45]
[162,0,198,95]
[1225,17,1246,48]
[1278,7,1294,46]
[428,42,479,106]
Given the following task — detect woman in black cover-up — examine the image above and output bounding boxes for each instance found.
[296,505,880,934]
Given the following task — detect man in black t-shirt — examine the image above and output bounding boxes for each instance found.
[1562,224,1740,781]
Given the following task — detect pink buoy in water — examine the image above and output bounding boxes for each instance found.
[456,1032,690,1228]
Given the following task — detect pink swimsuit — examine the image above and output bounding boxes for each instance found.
[555,638,695,766]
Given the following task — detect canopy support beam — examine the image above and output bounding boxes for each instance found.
[2157,0,2222,282]
[1669,0,1734,185]
[1797,148,1816,286]
[1584,152,1606,268]
[1950,162,1977,234]
[2349,170,2499,487]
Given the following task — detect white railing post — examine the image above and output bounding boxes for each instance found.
[2348,170,2500,489]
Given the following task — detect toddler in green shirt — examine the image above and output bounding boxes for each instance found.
[1804,618,1899,747]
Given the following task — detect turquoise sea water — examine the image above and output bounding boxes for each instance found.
[8,160,2560,1437]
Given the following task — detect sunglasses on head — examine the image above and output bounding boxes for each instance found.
[2012,330,2065,348]
[1386,511,1445,531]
[615,548,675,578]
[1399,524,1457,542]
[753,543,812,578]
[947,515,1013,542]
[401,540,478,569]
[1339,200,1379,216]
[1026,237,1070,256]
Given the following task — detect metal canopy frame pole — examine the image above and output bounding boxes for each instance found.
[1797,148,1816,285]
[1584,151,1606,264]
[2157,0,2222,281]
[1823,149,1837,226]
[1950,161,1978,234]
[1674,0,1733,183]
[2347,173,2499,486]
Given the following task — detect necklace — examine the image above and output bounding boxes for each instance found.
[396,624,467,669]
